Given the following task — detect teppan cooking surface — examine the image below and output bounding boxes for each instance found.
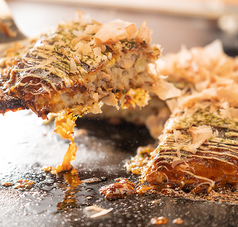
[1,111,238,227]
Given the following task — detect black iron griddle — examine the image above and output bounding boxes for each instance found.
[1,110,238,227]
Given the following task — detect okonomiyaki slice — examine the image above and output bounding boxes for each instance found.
[126,41,238,190]
[143,97,238,193]
[131,41,238,193]
[0,12,180,119]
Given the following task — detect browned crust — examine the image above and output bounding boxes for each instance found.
[0,94,27,114]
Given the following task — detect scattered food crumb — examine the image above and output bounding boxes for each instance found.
[85,196,93,200]
[100,178,136,200]
[42,166,53,172]
[151,200,158,204]
[2,182,14,187]
[172,218,184,225]
[84,205,113,218]
[42,166,57,174]
[101,176,107,181]
[150,216,168,225]
[82,177,102,184]
[14,179,34,189]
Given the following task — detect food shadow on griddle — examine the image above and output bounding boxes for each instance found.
[75,117,155,152]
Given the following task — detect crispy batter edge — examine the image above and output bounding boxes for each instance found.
[0,94,27,114]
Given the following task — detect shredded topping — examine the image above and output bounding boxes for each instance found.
[94,19,138,44]
[84,205,113,218]
[187,125,213,153]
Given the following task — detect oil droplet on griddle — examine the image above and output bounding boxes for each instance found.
[150,216,168,225]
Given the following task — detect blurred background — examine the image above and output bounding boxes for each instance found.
[3,0,238,56]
